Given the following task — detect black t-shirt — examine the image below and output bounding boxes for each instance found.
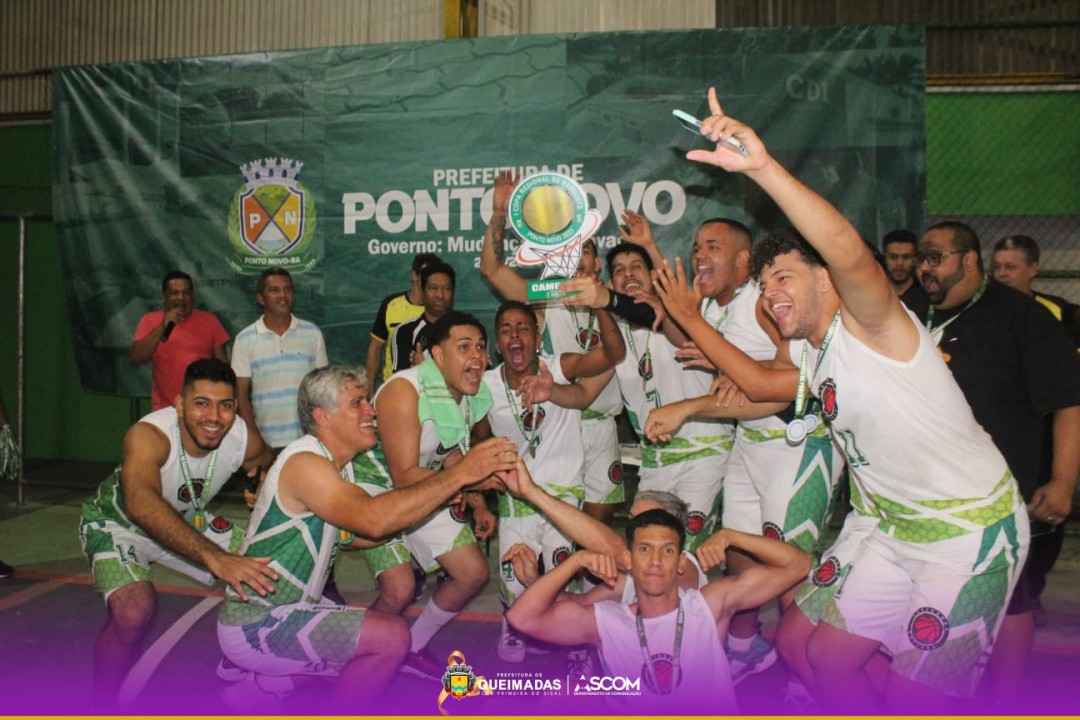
[389,314,432,374]
[1034,291,1080,348]
[933,280,1080,499]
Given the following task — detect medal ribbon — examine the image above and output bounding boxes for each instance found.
[794,311,841,420]
[570,306,597,350]
[636,600,684,696]
[624,325,653,392]
[925,276,988,345]
[175,424,218,532]
[501,364,541,455]
[703,280,748,332]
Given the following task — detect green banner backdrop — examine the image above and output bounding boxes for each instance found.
[53,25,925,395]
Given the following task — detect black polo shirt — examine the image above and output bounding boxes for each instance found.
[932,280,1080,499]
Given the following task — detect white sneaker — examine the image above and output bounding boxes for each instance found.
[215,656,249,683]
[728,633,778,685]
[497,626,527,663]
[782,678,819,713]
[219,673,288,713]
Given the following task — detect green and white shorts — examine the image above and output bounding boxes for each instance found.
[79,514,243,601]
[795,509,1029,697]
[637,454,726,551]
[721,428,844,555]
[404,506,477,573]
[355,482,412,577]
[217,601,366,677]
[581,415,626,505]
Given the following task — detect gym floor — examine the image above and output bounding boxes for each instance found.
[2,459,1078,716]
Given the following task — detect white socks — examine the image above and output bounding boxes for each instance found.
[727,632,756,653]
[409,599,458,653]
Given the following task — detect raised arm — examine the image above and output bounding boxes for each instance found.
[479,171,528,302]
[619,209,667,270]
[500,458,627,560]
[697,528,811,621]
[506,550,612,647]
[655,258,798,402]
[688,87,915,352]
[558,306,625,380]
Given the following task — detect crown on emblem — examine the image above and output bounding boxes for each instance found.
[240,158,304,189]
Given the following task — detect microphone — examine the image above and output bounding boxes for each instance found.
[161,321,176,342]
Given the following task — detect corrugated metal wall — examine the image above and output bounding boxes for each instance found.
[0,0,444,118]
[2,0,1077,119]
[478,0,715,35]
[715,0,1080,78]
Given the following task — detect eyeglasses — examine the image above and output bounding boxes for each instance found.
[916,250,964,267]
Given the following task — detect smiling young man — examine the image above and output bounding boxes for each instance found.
[131,271,230,410]
[679,88,1029,713]
[217,365,517,712]
[372,311,513,680]
[79,358,275,709]
[595,243,732,551]
[232,269,328,450]
[644,217,846,684]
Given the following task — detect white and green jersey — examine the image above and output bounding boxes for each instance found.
[351,441,393,496]
[220,435,348,626]
[793,313,1021,542]
[81,407,248,532]
[484,356,585,518]
[375,366,466,473]
[614,321,734,469]
[541,304,623,418]
[702,282,795,440]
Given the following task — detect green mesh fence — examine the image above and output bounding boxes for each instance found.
[926,85,1080,304]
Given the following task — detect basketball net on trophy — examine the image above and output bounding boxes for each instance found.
[508,172,603,302]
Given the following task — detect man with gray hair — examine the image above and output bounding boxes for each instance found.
[217,365,517,712]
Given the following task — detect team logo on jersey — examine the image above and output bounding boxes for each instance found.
[812,556,841,587]
[641,653,682,695]
[227,157,319,274]
[522,406,546,432]
[552,547,572,566]
[686,511,707,535]
[177,479,206,504]
[608,462,623,485]
[208,515,233,534]
[762,522,784,541]
[819,379,838,422]
[908,607,950,650]
[638,355,653,382]
[449,504,467,523]
[578,327,600,350]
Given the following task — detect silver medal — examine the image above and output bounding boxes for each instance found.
[785,418,808,446]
